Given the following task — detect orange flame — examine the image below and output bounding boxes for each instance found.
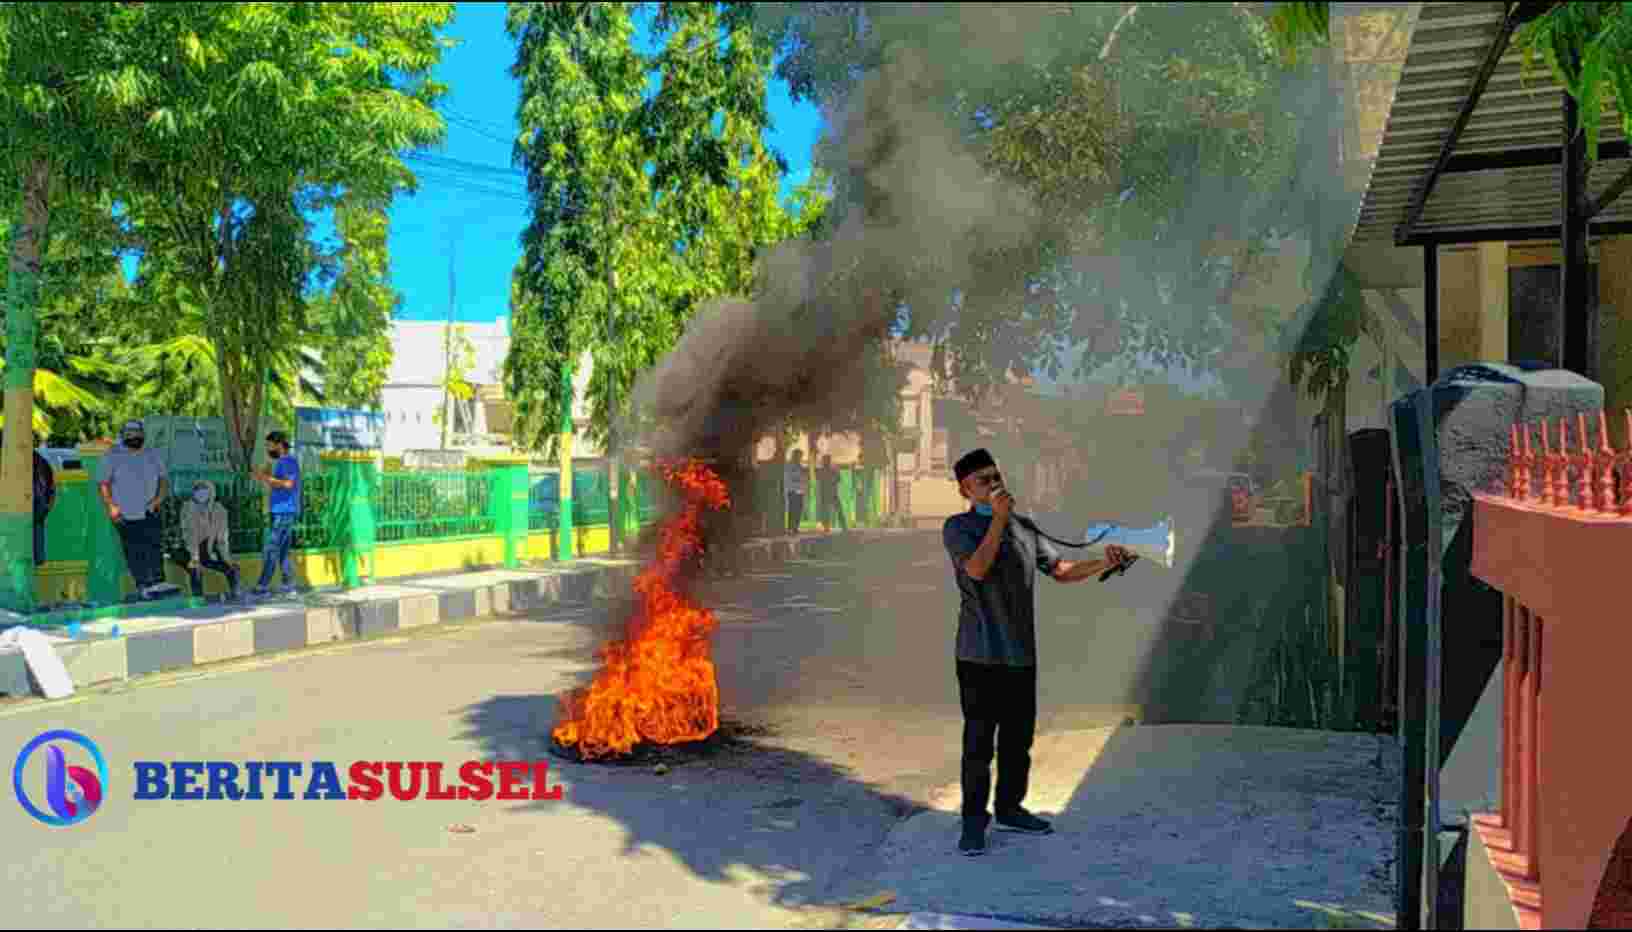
[551,459,732,760]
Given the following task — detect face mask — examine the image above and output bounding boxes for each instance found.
[974,503,993,516]
[125,437,144,450]
[193,490,210,504]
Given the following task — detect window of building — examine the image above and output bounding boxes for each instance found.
[931,428,948,471]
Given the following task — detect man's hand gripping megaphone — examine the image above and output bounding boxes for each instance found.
[990,481,1139,580]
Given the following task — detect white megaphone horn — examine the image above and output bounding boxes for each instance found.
[1077,517,1177,570]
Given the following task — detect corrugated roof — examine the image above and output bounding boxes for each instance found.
[1353,1,1632,245]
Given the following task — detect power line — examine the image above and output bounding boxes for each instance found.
[447,114,518,150]
[406,151,525,181]
[440,106,513,136]
[406,169,530,204]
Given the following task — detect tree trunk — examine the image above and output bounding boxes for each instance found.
[0,157,51,611]
[218,342,263,473]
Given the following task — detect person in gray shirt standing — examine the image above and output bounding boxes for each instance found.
[783,449,808,535]
[98,420,171,599]
[941,448,1133,856]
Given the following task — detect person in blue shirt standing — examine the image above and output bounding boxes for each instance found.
[250,430,301,598]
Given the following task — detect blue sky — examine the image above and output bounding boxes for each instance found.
[111,3,1212,395]
[387,2,823,325]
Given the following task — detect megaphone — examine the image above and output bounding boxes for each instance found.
[1078,517,1177,570]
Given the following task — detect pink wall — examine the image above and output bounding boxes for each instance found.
[1471,493,1632,928]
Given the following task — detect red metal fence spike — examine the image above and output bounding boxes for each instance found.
[1575,413,1593,510]
[1623,410,1632,517]
[1596,410,1615,513]
[1521,423,1536,504]
[1553,418,1570,508]
[1539,422,1555,506]
[1508,424,1521,499]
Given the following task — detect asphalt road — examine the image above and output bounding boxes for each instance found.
[0,530,1192,930]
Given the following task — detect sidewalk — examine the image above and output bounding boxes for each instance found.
[0,529,911,699]
[845,725,1400,930]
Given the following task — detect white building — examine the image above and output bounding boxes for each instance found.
[379,317,513,456]
[377,317,604,460]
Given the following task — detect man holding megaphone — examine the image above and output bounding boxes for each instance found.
[943,448,1136,857]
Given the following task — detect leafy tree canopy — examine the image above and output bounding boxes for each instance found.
[755,3,1316,407]
[506,1,826,460]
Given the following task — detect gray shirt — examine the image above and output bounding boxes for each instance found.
[943,508,1061,667]
[98,447,168,519]
[785,463,808,496]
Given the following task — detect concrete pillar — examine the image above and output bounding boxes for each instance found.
[320,451,378,588]
[1477,242,1510,362]
[1599,237,1632,448]
[475,455,529,569]
[76,442,125,605]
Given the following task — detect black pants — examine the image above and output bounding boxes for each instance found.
[174,553,240,598]
[786,493,805,534]
[957,660,1038,828]
[116,515,165,588]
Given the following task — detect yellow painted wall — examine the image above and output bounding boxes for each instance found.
[34,550,355,603]
[524,525,612,559]
[372,537,507,580]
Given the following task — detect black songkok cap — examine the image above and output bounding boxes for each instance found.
[953,448,996,482]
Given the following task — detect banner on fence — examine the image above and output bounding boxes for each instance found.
[141,416,269,472]
[295,407,385,471]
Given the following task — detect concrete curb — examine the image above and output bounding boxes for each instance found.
[0,529,918,698]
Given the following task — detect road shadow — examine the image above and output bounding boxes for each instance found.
[457,690,931,913]
[470,528,1387,919]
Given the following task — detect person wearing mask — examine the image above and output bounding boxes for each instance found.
[177,479,240,601]
[818,454,848,532]
[783,449,808,536]
[98,420,173,599]
[941,448,1134,856]
[250,430,301,598]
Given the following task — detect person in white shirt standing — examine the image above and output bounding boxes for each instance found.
[98,419,172,599]
[783,449,808,535]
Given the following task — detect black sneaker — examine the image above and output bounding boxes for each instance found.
[994,808,1053,835]
[958,822,987,856]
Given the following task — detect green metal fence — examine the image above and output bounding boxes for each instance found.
[572,467,610,526]
[527,469,560,532]
[159,467,340,558]
[526,466,634,531]
[50,458,891,573]
[161,469,269,558]
[375,469,495,544]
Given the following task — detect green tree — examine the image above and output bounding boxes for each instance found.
[507,1,809,548]
[757,3,1310,409]
[1,2,199,608]
[435,323,476,450]
[507,1,651,550]
[0,204,142,440]
[115,2,452,470]
[307,203,400,411]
